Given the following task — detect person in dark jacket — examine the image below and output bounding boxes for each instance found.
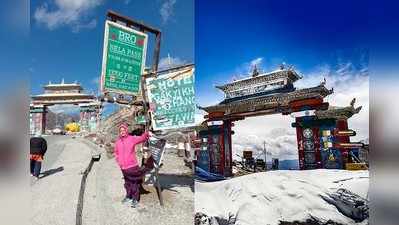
[30,134,47,179]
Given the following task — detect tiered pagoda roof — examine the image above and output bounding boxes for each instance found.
[31,93,96,105]
[201,84,332,117]
[216,68,302,103]
[31,80,96,105]
[200,67,333,119]
[216,68,301,92]
[44,80,83,91]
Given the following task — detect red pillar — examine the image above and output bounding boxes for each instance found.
[336,119,350,143]
[34,113,42,135]
[295,118,305,170]
[294,116,322,170]
[223,120,233,177]
[41,108,47,135]
[336,119,350,166]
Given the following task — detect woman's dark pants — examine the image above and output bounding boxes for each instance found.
[30,159,42,178]
[121,166,145,201]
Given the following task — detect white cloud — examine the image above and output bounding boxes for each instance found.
[229,57,266,81]
[232,61,369,161]
[71,18,97,32]
[233,115,297,161]
[34,0,103,32]
[195,111,205,126]
[160,0,177,24]
[250,57,263,68]
[158,56,186,70]
[296,62,369,141]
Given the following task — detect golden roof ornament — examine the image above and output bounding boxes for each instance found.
[252,65,259,77]
[315,98,362,120]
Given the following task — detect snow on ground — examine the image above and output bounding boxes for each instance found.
[195,169,369,225]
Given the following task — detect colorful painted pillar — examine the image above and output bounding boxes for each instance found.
[223,120,233,177]
[334,119,349,165]
[30,105,47,135]
[79,103,100,132]
[79,105,89,132]
[293,115,362,170]
[79,110,85,131]
[198,119,233,177]
[292,116,330,169]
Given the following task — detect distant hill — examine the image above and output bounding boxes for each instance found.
[263,159,299,170]
[46,111,80,130]
[278,159,299,170]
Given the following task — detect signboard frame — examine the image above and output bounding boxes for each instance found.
[100,20,148,95]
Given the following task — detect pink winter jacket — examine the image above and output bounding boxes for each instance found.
[114,131,149,170]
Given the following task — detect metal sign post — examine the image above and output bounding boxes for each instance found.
[103,10,162,131]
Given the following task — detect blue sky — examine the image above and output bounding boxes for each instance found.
[195,0,373,160]
[28,0,193,95]
[195,0,372,106]
[0,0,398,98]
[0,0,392,159]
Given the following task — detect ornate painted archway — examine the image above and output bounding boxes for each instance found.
[30,80,101,135]
[198,67,363,176]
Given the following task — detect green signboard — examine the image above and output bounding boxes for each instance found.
[101,20,148,95]
[30,108,45,113]
[146,66,196,130]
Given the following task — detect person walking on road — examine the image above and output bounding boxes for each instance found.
[30,134,47,180]
[114,123,150,208]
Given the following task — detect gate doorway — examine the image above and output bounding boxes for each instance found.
[232,114,298,172]
[45,105,80,133]
[198,67,363,176]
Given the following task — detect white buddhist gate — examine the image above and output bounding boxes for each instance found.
[30,80,101,135]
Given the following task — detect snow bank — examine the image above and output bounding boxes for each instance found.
[195,169,369,225]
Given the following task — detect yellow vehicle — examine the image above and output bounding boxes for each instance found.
[65,122,80,133]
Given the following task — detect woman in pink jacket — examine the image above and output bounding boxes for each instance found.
[114,123,149,208]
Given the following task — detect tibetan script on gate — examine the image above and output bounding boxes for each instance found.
[100,20,148,95]
[146,66,196,130]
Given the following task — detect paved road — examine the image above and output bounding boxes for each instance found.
[31,135,93,225]
[30,135,194,225]
[41,135,68,170]
[30,135,71,185]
